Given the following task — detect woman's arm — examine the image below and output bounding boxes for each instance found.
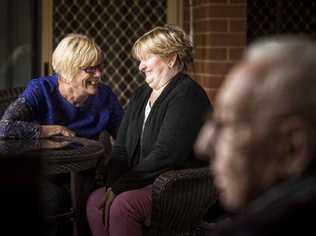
[105,92,134,185]
[0,97,41,139]
[0,97,75,139]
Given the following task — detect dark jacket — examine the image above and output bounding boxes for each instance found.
[213,174,316,236]
[108,73,212,194]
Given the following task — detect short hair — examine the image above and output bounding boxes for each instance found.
[244,35,316,125]
[52,33,104,82]
[131,24,193,71]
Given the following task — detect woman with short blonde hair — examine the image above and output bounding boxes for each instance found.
[52,33,104,82]
[0,33,123,236]
[131,24,193,71]
[87,24,212,236]
[0,33,122,139]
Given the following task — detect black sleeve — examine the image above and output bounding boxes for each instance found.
[105,90,124,139]
[111,87,211,194]
[105,93,135,186]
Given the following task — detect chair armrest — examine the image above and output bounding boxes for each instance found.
[150,167,218,235]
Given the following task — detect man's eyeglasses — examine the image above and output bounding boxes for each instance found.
[80,63,104,74]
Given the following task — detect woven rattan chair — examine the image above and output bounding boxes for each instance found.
[96,118,218,235]
[146,167,218,236]
[0,88,217,235]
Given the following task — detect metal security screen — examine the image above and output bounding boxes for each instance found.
[248,0,316,44]
[53,0,166,107]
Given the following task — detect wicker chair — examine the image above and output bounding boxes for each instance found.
[0,87,218,235]
[147,167,218,236]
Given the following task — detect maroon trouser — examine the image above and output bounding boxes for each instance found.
[86,185,152,236]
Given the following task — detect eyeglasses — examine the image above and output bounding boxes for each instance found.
[80,63,104,74]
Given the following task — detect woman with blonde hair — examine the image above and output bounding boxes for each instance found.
[0,33,123,236]
[86,24,212,236]
[0,33,123,139]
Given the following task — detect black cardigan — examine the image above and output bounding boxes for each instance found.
[108,73,212,194]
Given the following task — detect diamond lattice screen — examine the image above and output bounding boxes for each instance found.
[53,0,166,107]
[248,0,316,44]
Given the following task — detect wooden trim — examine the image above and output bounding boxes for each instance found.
[41,0,53,76]
[167,0,183,27]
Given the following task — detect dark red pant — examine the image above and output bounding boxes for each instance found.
[86,185,152,236]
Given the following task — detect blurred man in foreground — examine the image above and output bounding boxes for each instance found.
[195,35,316,235]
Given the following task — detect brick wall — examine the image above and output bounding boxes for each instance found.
[183,0,247,103]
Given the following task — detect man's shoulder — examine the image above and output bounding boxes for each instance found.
[218,176,316,236]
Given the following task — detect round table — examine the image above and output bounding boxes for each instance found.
[0,136,107,236]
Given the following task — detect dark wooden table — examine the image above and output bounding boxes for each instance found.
[0,136,107,236]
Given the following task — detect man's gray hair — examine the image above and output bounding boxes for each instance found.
[243,35,316,123]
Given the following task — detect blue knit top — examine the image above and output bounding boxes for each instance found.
[0,74,124,139]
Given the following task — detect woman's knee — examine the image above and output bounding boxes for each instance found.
[110,192,131,218]
[87,187,106,211]
[110,188,152,221]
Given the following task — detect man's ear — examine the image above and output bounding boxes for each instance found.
[279,117,314,176]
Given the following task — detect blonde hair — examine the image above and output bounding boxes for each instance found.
[131,24,193,71]
[52,33,104,82]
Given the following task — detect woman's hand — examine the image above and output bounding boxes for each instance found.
[98,188,116,226]
[39,139,71,149]
[40,125,76,138]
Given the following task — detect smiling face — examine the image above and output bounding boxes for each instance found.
[138,53,173,90]
[70,65,103,95]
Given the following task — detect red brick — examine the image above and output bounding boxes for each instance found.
[187,66,194,74]
[202,75,225,88]
[229,0,246,4]
[195,19,228,33]
[229,48,244,60]
[193,76,204,87]
[194,47,227,60]
[204,88,218,103]
[194,61,235,75]
[192,62,205,74]
[194,0,228,5]
[194,5,246,19]
[194,33,246,47]
[229,19,246,32]
[209,61,235,75]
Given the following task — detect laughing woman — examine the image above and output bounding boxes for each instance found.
[86,25,212,236]
[0,33,123,140]
[0,33,123,236]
